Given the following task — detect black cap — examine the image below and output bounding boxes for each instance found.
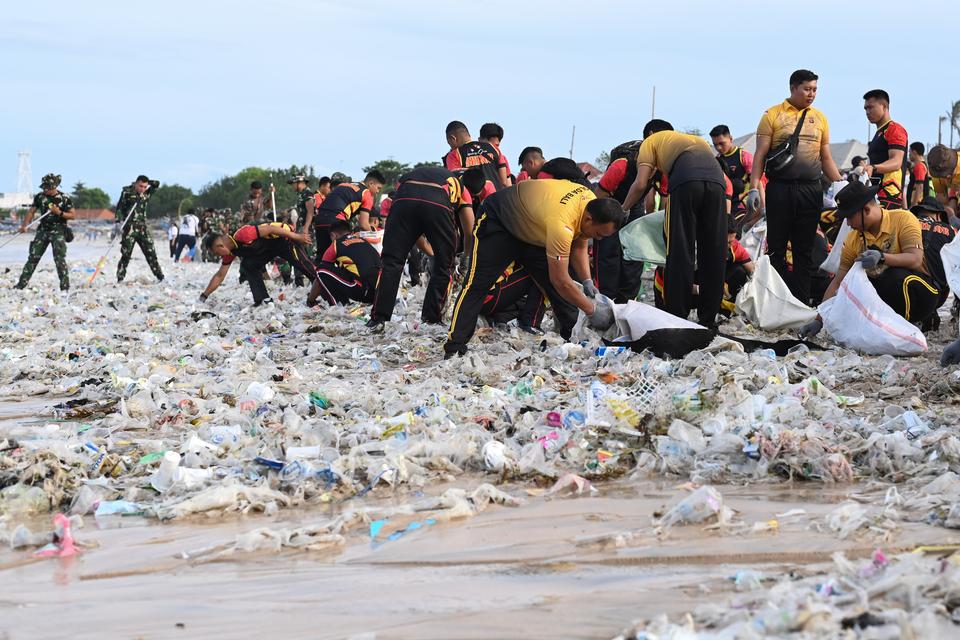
[835,181,882,219]
[911,196,948,223]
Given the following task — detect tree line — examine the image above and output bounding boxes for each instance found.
[50,159,441,220]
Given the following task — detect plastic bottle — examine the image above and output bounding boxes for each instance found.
[286,445,322,460]
[280,460,338,485]
[595,346,628,357]
[200,424,243,448]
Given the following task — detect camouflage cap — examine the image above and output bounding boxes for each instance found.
[286,174,308,184]
[39,173,62,189]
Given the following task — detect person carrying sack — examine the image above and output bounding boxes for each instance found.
[799,182,942,339]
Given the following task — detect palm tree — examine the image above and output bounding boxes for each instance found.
[949,100,960,147]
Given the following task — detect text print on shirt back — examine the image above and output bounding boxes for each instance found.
[559,185,590,205]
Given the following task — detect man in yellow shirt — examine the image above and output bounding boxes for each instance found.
[799,182,941,338]
[928,144,960,215]
[748,69,843,305]
[619,123,728,328]
[444,180,624,357]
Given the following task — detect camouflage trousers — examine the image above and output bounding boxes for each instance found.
[117,225,164,282]
[17,224,70,290]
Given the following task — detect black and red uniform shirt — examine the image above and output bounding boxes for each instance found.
[867,120,909,208]
[395,166,473,212]
[444,140,505,199]
[320,233,382,282]
[315,183,374,224]
[222,224,289,265]
[716,147,757,210]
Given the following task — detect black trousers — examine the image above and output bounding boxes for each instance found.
[663,180,727,325]
[593,207,644,303]
[239,239,316,304]
[593,233,644,303]
[725,263,750,300]
[481,265,547,327]
[444,205,579,355]
[370,190,458,324]
[765,179,822,304]
[314,263,376,305]
[871,267,943,323]
[173,234,196,261]
[407,247,424,286]
[313,213,338,267]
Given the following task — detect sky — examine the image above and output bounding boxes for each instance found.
[1,0,958,199]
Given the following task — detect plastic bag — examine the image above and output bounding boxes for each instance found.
[736,255,817,331]
[619,210,666,265]
[819,263,927,356]
[659,485,732,528]
[939,230,960,293]
[819,219,851,274]
[613,299,704,339]
[740,218,767,262]
[601,299,713,358]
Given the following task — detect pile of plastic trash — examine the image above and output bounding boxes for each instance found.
[614,548,960,638]
[2,262,960,537]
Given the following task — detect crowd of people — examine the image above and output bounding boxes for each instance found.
[11,69,960,361]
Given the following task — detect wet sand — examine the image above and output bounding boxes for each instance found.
[2,476,957,640]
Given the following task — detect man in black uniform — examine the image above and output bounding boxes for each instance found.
[200,222,315,306]
[367,166,474,327]
[307,171,385,260]
[710,124,763,229]
[443,121,510,197]
[313,220,382,305]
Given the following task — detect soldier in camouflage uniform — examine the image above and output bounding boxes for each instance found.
[115,175,164,282]
[199,208,217,262]
[222,207,241,234]
[239,181,270,225]
[288,174,316,286]
[15,173,75,291]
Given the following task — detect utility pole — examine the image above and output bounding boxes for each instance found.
[569,125,576,159]
[651,86,656,119]
[940,116,946,145]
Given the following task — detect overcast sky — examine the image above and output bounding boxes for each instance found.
[1,0,957,198]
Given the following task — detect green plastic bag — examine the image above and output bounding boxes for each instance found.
[618,210,666,265]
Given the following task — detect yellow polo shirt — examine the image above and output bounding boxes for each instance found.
[756,100,830,181]
[839,208,928,276]
[495,179,595,260]
[636,131,724,190]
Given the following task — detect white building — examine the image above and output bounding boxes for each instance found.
[0,192,32,209]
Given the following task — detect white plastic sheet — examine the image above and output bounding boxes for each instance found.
[939,231,960,293]
[820,219,851,275]
[819,263,927,355]
[736,255,817,331]
[613,299,704,340]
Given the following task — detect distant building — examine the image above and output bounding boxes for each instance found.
[0,192,32,209]
[577,162,603,182]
